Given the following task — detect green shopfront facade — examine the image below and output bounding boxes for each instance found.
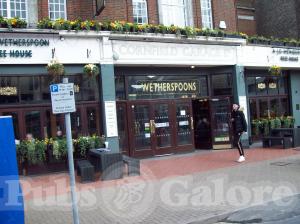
[1,29,300,158]
[115,66,236,157]
[0,32,104,143]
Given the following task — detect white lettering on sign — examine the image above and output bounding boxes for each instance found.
[50,83,76,114]
[104,101,118,137]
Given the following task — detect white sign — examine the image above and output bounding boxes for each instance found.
[50,83,76,114]
[104,101,118,137]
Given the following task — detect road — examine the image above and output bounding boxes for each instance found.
[216,194,300,224]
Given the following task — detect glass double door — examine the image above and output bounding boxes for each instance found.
[127,100,194,157]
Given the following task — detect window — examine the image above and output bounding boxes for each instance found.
[200,0,213,29]
[48,0,66,20]
[133,0,148,24]
[211,74,232,96]
[0,0,27,20]
[159,0,193,27]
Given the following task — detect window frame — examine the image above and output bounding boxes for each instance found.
[48,0,67,21]
[158,0,193,27]
[200,0,213,29]
[132,0,148,24]
[0,0,28,20]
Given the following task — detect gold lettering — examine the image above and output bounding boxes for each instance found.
[158,83,163,92]
[192,82,197,91]
[142,83,149,92]
[183,83,188,91]
[166,83,171,91]
[149,83,154,92]
[178,83,183,91]
[174,83,179,91]
[171,83,175,91]
[163,83,167,91]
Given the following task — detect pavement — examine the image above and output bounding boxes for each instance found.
[21,146,300,224]
[213,194,300,224]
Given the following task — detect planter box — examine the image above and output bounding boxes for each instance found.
[285,42,298,47]
[270,41,284,46]
[249,39,270,45]
[25,163,48,176]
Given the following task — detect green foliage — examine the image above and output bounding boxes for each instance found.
[0,16,27,29]
[46,60,65,76]
[251,116,294,137]
[53,138,67,160]
[83,64,100,77]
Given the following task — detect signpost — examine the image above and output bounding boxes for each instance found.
[50,78,79,224]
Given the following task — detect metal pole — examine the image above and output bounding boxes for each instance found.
[63,77,80,224]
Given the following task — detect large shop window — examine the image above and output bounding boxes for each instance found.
[0,0,27,20]
[211,74,232,96]
[247,75,288,96]
[126,75,208,100]
[159,0,193,27]
[133,0,148,24]
[48,0,66,20]
[200,0,213,29]
[247,74,290,119]
[1,75,99,104]
[0,74,101,140]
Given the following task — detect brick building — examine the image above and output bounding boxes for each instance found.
[236,0,256,35]
[0,0,241,32]
[255,0,300,39]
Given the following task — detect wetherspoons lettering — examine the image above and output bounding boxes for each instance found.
[139,81,198,93]
[0,38,50,58]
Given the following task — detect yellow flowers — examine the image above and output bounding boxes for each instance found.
[269,65,282,76]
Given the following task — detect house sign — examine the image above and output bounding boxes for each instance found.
[272,48,300,62]
[0,38,50,58]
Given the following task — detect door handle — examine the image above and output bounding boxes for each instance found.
[190,117,194,130]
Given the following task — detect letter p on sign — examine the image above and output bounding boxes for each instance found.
[50,84,58,93]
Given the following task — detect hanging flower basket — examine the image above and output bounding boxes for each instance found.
[83,64,99,77]
[268,65,281,76]
[46,60,65,77]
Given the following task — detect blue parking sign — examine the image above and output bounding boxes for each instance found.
[50,84,59,93]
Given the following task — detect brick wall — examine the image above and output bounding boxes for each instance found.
[95,0,130,22]
[38,0,48,20]
[211,0,237,32]
[67,0,94,20]
[36,0,242,33]
[255,0,299,39]
[38,0,94,21]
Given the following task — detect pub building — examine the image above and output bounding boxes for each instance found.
[0,29,300,158]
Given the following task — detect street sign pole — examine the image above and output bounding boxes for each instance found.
[63,78,80,224]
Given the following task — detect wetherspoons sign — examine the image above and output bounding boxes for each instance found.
[0,38,50,58]
[136,80,199,93]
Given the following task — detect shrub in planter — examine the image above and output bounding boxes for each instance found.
[251,119,262,136]
[83,64,99,78]
[37,17,53,29]
[52,138,67,160]
[269,37,284,46]
[46,60,65,82]
[268,65,281,76]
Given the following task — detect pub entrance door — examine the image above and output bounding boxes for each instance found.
[210,98,232,149]
[124,99,194,157]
